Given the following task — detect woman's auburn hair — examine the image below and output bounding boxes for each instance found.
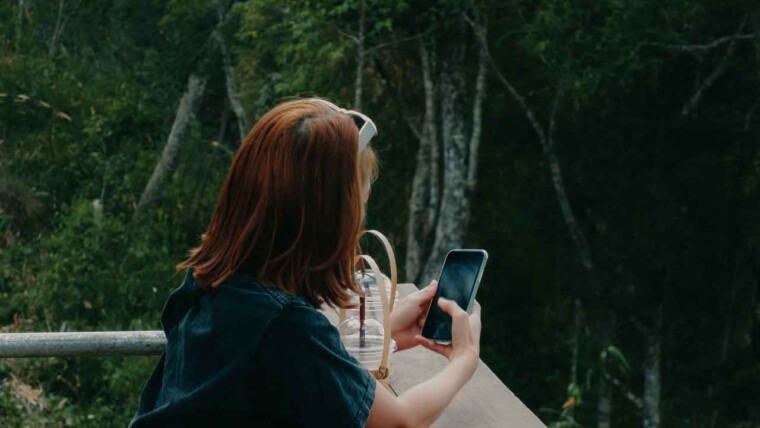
[178,98,378,308]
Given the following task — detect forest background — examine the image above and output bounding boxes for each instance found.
[0,0,758,427]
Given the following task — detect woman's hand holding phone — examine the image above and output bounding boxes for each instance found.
[415,298,481,372]
[366,290,483,428]
[389,280,439,351]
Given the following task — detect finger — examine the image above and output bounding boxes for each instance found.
[415,335,451,357]
[470,300,481,317]
[421,280,438,297]
[437,297,467,319]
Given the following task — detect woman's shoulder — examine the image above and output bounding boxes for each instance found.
[162,270,319,336]
[220,272,315,310]
[207,272,333,335]
[217,274,338,341]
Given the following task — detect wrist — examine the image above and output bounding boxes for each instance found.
[390,331,403,349]
[451,349,479,375]
[389,312,401,336]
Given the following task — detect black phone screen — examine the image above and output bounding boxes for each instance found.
[421,250,486,341]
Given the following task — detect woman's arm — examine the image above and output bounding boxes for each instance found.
[366,354,477,428]
[366,298,481,428]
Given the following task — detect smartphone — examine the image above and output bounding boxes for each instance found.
[421,249,488,343]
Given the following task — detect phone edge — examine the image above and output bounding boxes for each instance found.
[465,250,488,313]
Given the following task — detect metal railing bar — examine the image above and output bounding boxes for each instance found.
[0,331,166,358]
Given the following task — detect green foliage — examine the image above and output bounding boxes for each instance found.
[1,0,759,426]
[600,345,631,377]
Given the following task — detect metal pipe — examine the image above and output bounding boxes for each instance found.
[0,331,166,358]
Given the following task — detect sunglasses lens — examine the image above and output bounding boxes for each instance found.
[351,115,366,129]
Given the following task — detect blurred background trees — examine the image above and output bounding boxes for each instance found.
[1,0,758,426]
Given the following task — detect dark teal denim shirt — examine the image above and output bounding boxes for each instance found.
[129,271,375,428]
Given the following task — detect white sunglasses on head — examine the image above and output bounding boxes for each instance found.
[309,99,378,152]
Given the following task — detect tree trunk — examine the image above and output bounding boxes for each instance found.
[466,13,595,275]
[545,147,595,271]
[353,0,366,111]
[215,32,247,142]
[48,0,64,57]
[468,16,627,428]
[466,23,487,191]
[15,0,27,50]
[643,307,663,428]
[570,299,581,387]
[680,17,746,119]
[566,298,581,420]
[405,41,438,284]
[545,94,595,273]
[598,379,612,428]
[421,28,469,282]
[466,28,618,428]
[409,18,487,284]
[136,74,207,214]
[17,0,24,32]
[597,310,615,428]
[47,0,80,58]
[213,0,248,143]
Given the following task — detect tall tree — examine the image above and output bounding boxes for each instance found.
[405,7,487,284]
[405,41,439,282]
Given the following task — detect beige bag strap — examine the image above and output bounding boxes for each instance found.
[361,230,398,311]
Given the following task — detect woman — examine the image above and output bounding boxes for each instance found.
[130,98,481,427]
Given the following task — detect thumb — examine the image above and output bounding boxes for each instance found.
[408,280,438,303]
[438,297,465,317]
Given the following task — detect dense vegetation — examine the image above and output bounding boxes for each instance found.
[1,1,758,427]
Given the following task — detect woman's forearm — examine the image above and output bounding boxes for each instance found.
[396,354,478,427]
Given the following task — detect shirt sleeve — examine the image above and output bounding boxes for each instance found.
[255,303,377,428]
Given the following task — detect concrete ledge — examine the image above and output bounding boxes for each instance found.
[386,283,546,427]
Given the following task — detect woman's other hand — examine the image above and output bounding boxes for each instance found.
[390,280,438,351]
[415,299,481,369]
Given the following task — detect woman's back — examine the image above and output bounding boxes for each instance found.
[130,271,375,427]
